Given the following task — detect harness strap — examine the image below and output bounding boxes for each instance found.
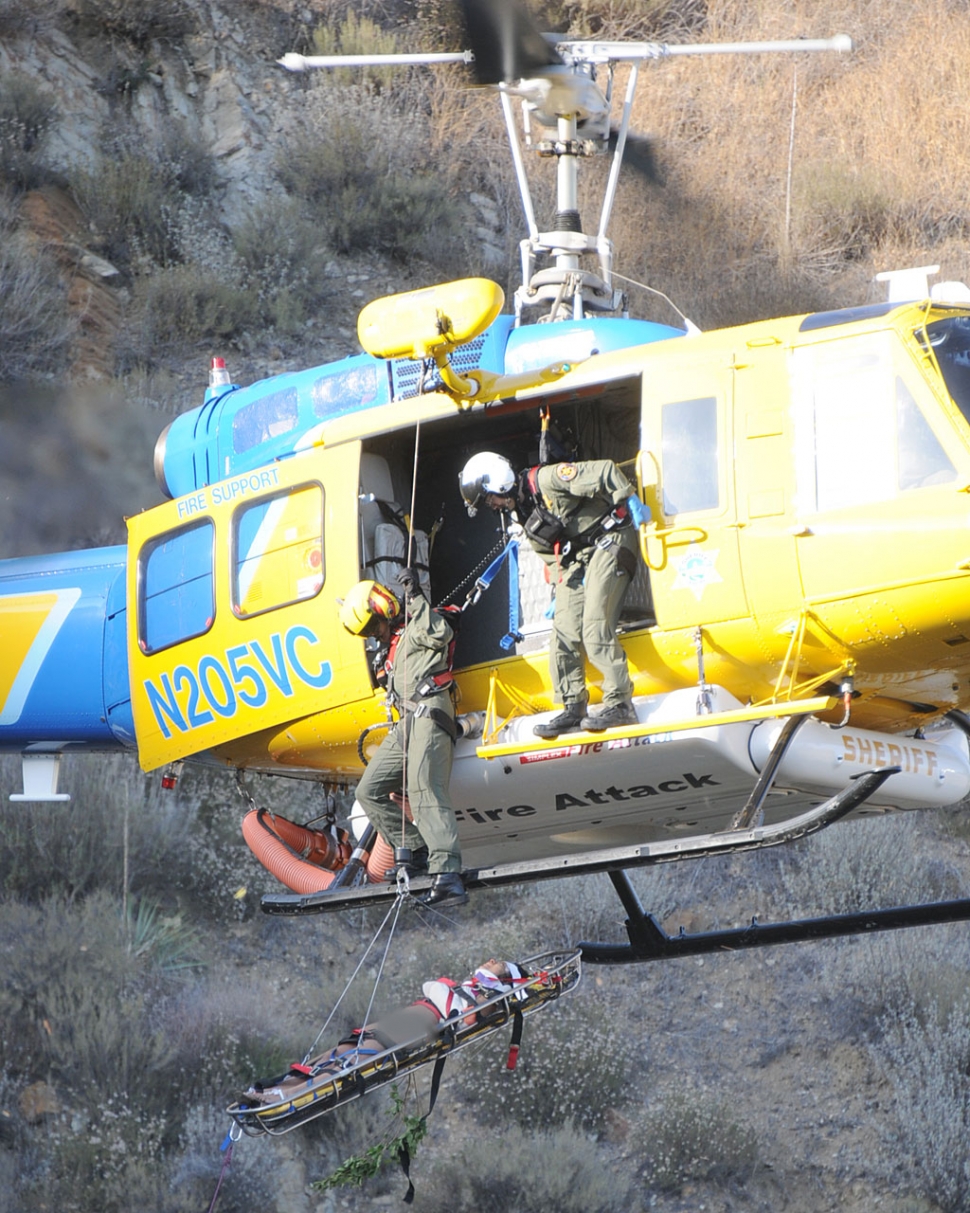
[467,538,518,602]
[558,502,630,563]
[506,1006,524,1071]
[400,702,458,741]
[398,1051,448,1204]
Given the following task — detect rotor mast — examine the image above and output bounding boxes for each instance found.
[279,17,852,325]
[506,34,852,324]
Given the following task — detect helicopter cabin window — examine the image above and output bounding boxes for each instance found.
[924,315,970,427]
[896,377,956,490]
[139,519,214,654]
[312,363,381,419]
[232,387,299,455]
[661,396,719,514]
[792,333,956,513]
[232,484,324,619]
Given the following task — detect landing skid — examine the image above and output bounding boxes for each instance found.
[259,767,896,918]
[582,875,970,964]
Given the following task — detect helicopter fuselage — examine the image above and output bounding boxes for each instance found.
[5,292,970,867]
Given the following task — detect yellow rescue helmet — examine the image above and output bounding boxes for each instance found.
[338,580,401,637]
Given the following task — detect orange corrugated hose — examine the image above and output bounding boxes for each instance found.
[242,809,395,893]
[364,834,396,882]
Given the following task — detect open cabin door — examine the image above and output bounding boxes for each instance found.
[127,442,367,771]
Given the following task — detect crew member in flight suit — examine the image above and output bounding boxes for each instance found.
[460,452,648,738]
[338,573,467,907]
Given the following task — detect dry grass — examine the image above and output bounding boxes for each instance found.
[594,0,970,326]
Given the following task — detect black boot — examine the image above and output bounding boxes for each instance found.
[534,701,587,739]
[384,846,429,882]
[419,872,469,908]
[581,701,638,732]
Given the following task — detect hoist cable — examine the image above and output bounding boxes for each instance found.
[301,894,405,1062]
[398,418,422,850]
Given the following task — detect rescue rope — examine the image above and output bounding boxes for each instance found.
[398,418,423,853]
[301,894,406,1062]
[206,1124,239,1213]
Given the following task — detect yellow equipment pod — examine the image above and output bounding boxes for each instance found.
[357,278,505,360]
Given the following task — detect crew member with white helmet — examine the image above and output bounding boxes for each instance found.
[459,450,648,737]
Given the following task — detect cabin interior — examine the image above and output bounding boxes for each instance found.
[356,374,652,671]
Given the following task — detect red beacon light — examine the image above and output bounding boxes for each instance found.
[209,356,231,387]
[204,356,233,403]
[161,762,183,790]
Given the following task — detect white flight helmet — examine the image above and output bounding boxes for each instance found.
[459,452,516,516]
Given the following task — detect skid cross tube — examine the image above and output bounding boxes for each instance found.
[729,713,807,831]
[581,879,970,965]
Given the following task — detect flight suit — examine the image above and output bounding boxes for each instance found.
[529,460,637,709]
[355,596,461,875]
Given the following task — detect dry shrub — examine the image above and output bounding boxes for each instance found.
[453,986,629,1132]
[636,1087,760,1192]
[555,0,708,40]
[73,0,197,45]
[0,0,66,36]
[276,81,464,265]
[0,70,59,191]
[875,996,970,1213]
[777,812,960,918]
[132,264,259,349]
[72,123,216,273]
[420,1123,634,1213]
[0,212,72,381]
[591,0,970,328]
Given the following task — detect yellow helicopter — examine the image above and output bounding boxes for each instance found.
[5,0,970,960]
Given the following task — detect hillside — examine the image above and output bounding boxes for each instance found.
[4,3,970,1212]
[3,0,970,552]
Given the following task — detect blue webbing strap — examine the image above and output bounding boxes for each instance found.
[499,540,523,651]
[473,540,515,593]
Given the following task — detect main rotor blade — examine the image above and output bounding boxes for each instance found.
[554,34,853,63]
[459,0,563,86]
[278,51,473,71]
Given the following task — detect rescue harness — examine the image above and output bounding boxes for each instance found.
[518,466,632,565]
[379,604,462,741]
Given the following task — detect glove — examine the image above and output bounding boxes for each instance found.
[626,494,651,528]
[398,566,421,602]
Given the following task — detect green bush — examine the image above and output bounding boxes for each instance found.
[420,1123,634,1213]
[0,70,59,191]
[637,1089,760,1192]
